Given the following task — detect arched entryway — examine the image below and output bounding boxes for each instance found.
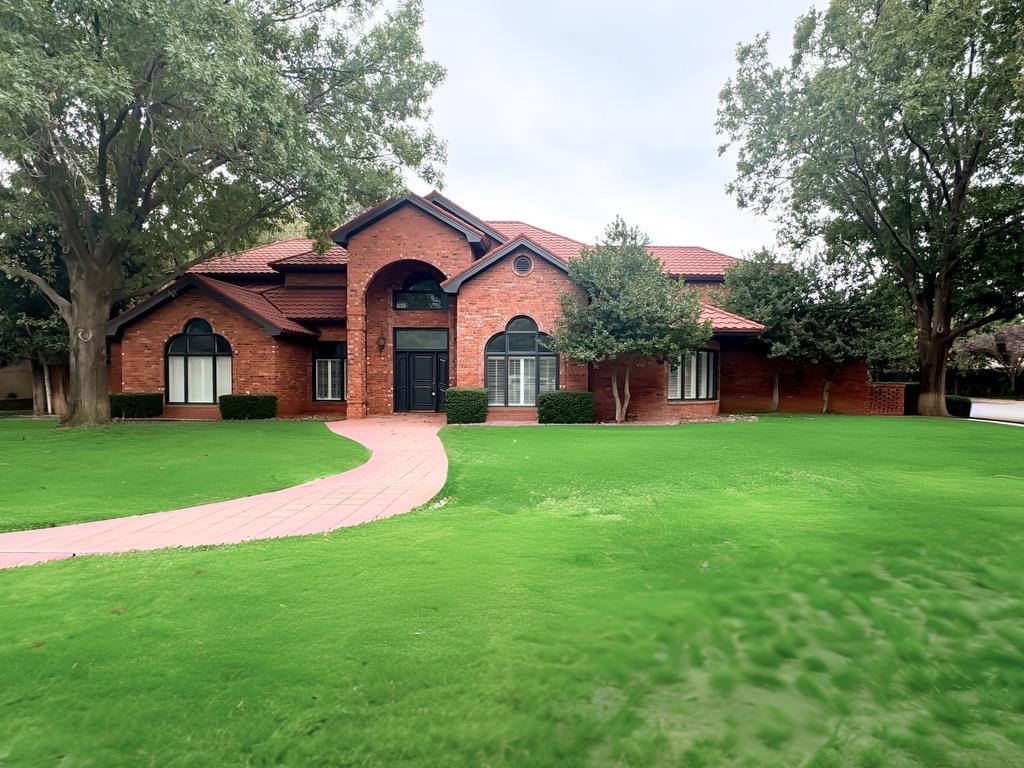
[361,260,454,414]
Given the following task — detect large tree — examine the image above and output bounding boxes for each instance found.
[552,218,710,422]
[717,0,1024,416]
[0,0,444,425]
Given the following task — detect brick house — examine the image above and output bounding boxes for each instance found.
[106,191,903,420]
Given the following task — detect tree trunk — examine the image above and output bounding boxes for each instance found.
[821,378,831,414]
[621,366,631,422]
[610,364,631,423]
[63,268,116,426]
[917,334,950,417]
[771,371,780,412]
[30,359,46,416]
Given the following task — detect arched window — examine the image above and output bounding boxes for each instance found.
[393,273,449,310]
[166,319,232,404]
[485,316,558,406]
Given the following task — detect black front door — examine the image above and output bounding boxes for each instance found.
[394,342,449,413]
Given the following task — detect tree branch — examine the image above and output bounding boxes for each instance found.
[951,307,1021,341]
[0,262,71,320]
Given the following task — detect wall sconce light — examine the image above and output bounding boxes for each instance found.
[376,332,387,354]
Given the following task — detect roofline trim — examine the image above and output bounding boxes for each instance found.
[423,191,508,244]
[330,195,485,249]
[442,237,567,294]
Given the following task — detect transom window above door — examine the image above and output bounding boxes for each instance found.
[393,274,449,310]
[165,319,232,404]
[485,316,558,406]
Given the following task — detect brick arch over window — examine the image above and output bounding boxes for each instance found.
[165,318,233,404]
[484,316,559,406]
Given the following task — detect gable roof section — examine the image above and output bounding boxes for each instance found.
[260,287,346,322]
[190,238,345,276]
[701,303,764,335]
[487,221,739,279]
[269,245,348,272]
[423,191,509,244]
[441,237,568,294]
[107,274,318,339]
[331,194,490,251]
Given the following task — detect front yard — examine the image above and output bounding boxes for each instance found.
[0,420,369,531]
[1,416,1022,766]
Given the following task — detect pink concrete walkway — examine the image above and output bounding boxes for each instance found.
[0,416,447,569]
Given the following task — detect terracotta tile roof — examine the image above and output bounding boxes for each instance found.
[269,245,347,270]
[191,275,317,336]
[261,287,346,322]
[486,221,740,278]
[649,246,739,279]
[700,302,765,334]
[190,238,346,275]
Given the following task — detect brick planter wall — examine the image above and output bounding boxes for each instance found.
[868,383,906,415]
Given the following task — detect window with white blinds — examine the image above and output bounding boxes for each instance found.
[667,349,718,401]
[484,316,559,406]
[313,342,347,401]
[165,319,232,404]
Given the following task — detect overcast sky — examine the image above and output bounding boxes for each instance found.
[410,0,814,256]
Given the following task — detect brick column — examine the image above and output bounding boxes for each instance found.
[347,301,368,419]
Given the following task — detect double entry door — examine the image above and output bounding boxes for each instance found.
[393,328,449,412]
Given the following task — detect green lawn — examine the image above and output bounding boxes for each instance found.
[1,416,1023,767]
[0,420,369,531]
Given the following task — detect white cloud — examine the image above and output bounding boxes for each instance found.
[410,0,812,255]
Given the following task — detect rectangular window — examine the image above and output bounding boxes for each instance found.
[486,356,507,406]
[507,356,537,406]
[394,329,448,351]
[187,356,214,403]
[216,356,232,400]
[668,350,718,401]
[168,356,186,402]
[538,356,558,394]
[315,358,345,401]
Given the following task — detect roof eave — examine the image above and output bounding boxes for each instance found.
[331,195,486,252]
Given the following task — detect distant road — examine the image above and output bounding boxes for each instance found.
[970,398,1024,425]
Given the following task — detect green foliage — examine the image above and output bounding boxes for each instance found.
[945,395,972,418]
[553,218,710,365]
[218,394,277,420]
[718,251,916,376]
[0,0,446,423]
[0,210,68,367]
[109,392,163,419]
[718,0,1024,409]
[445,387,488,424]
[536,390,594,424]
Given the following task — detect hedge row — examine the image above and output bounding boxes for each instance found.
[219,394,278,420]
[945,395,972,419]
[537,390,594,423]
[445,387,488,424]
[110,392,164,418]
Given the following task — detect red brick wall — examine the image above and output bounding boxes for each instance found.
[113,288,345,418]
[284,271,346,287]
[455,250,588,392]
[718,339,875,415]
[590,350,720,422]
[868,383,906,415]
[345,204,477,417]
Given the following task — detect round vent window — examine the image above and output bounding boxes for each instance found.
[512,254,533,275]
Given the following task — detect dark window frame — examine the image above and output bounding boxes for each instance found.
[667,348,719,402]
[485,316,559,407]
[165,318,233,405]
[313,341,347,402]
[393,273,450,311]
[393,327,450,352]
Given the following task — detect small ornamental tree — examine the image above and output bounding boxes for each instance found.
[552,218,710,422]
[953,323,1024,395]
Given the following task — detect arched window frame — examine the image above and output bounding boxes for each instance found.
[165,319,233,404]
[393,273,449,310]
[485,316,559,407]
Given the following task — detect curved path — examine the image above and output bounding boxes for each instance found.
[0,416,447,569]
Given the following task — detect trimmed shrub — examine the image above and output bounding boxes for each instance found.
[446,387,488,424]
[537,390,595,424]
[945,395,972,419]
[219,394,278,420]
[109,392,164,419]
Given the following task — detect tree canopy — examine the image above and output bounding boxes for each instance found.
[552,218,710,421]
[0,0,445,424]
[717,0,1024,416]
